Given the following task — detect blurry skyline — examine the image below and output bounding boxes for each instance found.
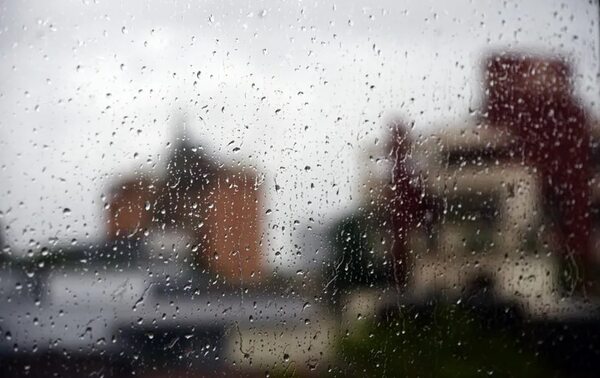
[0,0,599,271]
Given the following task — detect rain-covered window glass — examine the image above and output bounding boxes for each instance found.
[1,1,600,377]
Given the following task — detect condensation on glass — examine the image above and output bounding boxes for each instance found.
[0,1,599,377]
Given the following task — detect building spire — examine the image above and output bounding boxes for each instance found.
[170,111,189,148]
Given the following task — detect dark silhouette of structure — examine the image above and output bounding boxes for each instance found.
[389,119,427,286]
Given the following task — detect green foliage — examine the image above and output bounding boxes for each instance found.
[336,305,554,378]
[329,215,392,293]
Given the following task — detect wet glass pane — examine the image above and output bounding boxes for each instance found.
[0,1,599,377]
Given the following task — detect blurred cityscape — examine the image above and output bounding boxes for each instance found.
[2,48,600,377]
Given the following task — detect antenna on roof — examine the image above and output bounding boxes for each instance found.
[170,111,190,146]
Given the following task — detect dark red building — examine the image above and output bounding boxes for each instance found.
[483,53,591,286]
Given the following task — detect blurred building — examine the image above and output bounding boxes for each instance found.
[411,52,596,309]
[107,136,263,284]
[0,133,330,377]
[331,52,599,316]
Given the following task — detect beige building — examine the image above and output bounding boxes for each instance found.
[407,50,600,311]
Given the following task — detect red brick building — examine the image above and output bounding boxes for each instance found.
[106,138,263,283]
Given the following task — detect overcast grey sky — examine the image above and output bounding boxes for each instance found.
[0,0,598,270]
